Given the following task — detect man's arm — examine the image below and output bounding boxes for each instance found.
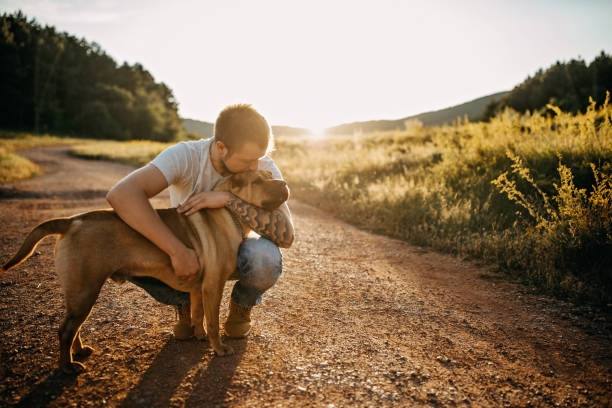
[106,164,199,279]
[225,198,295,248]
[176,187,295,248]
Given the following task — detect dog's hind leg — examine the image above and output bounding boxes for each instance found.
[58,279,104,375]
[72,330,94,360]
[59,313,91,374]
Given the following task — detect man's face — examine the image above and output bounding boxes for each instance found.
[218,140,267,175]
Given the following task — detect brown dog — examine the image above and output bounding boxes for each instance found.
[1,170,289,374]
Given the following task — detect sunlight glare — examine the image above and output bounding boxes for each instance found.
[307,126,328,140]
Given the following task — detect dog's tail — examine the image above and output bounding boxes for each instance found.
[1,218,73,273]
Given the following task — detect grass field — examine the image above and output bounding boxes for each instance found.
[271,96,612,304]
[0,133,168,182]
[1,96,610,303]
[0,131,87,183]
[70,140,169,166]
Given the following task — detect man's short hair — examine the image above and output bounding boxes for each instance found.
[214,104,271,154]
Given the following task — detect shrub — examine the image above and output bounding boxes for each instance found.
[492,152,612,301]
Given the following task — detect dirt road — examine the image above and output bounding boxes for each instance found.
[1,146,611,407]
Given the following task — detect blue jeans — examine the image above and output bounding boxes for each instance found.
[129,237,282,307]
[229,237,283,306]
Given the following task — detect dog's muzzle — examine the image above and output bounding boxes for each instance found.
[261,180,290,210]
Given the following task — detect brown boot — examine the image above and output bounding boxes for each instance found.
[225,299,253,338]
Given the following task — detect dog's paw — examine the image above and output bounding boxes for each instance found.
[74,346,95,360]
[60,360,86,375]
[214,343,234,356]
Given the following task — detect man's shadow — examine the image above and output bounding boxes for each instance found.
[119,337,247,408]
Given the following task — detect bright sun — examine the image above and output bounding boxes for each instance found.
[307,126,327,140]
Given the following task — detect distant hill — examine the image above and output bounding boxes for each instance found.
[181,91,510,139]
[181,118,310,139]
[326,91,509,135]
[271,125,312,137]
[182,118,214,138]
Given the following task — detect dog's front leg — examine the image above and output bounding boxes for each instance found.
[202,278,234,356]
[173,301,195,340]
[190,290,206,340]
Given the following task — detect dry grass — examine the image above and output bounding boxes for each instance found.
[0,149,40,183]
[0,131,82,183]
[69,140,169,166]
[0,132,169,183]
[271,94,612,303]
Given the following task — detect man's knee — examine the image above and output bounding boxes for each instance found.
[237,238,282,290]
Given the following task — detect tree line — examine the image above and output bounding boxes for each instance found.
[0,11,183,141]
[484,51,612,120]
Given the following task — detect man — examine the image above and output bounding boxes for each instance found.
[106,104,294,338]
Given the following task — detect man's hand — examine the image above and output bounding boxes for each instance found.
[171,246,200,280]
[177,191,233,216]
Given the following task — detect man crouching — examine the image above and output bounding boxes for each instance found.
[106,104,294,339]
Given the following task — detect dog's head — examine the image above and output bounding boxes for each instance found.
[218,170,289,211]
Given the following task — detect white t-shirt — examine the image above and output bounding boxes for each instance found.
[151,138,284,208]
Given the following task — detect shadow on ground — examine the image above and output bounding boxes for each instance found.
[119,337,247,407]
[0,187,108,200]
[15,370,77,408]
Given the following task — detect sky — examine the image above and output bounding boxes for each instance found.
[1,0,611,130]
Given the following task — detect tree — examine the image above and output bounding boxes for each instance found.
[484,52,612,119]
[0,11,183,141]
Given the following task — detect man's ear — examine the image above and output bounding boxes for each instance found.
[216,140,229,157]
